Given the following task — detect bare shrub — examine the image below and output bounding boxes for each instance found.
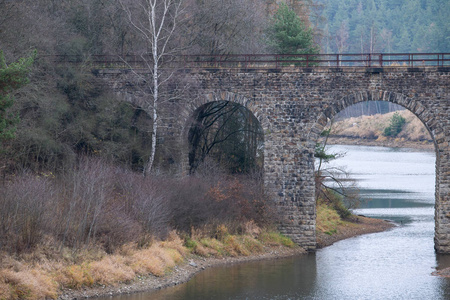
[0,174,53,253]
[114,171,172,242]
[0,156,276,255]
[54,157,117,248]
[55,157,169,251]
[168,167,276,236]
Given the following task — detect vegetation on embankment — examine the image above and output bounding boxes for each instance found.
[328,110,434,150]
[1,227,300,300]
[0,157,296,300]
[314,168,394,249]
[316,202,394,248]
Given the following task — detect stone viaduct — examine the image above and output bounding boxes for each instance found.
[96,65,450,253]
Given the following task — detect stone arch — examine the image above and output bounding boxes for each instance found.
[309,89,447,252]
[178,91,270,174]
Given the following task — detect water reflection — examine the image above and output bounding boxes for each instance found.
[150,256,317,299]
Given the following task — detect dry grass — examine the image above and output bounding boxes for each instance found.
[332,110,432,142]
[258,231,296,248]
[0,227,298,299]
[199,238,225,256]
[0,268,58,300]
[242,236,264,253]
[0,237,188,299]
[128,246,167,277]
[89,256,135,286]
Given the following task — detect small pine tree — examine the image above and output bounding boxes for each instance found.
[267,3,319,56]
[383,112,406,137]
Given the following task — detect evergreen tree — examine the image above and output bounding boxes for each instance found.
[317,0,449,53]
[0,50,35,147]
[268,3,319,55]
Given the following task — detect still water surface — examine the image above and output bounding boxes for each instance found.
[104,145,450,300]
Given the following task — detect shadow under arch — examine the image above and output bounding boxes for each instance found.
[179,91,271,174]
[309,89,447,252]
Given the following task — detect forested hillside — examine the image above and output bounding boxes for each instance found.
[1,0,448,175]
[0,0,318,174]
[316,0,450,53]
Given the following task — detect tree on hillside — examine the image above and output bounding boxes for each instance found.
[317,0,450,53]
[0,50,35,148]
[119,0,184,176]
[267,3,319,56]
[185,0,267,55]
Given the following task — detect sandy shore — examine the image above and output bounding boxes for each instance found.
[58,216,394,299]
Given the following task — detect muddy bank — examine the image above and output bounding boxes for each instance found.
[316,215,395,249]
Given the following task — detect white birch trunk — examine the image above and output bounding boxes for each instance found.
[120,0,183,176]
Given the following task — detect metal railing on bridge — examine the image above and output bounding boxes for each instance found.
[45,53,450,69]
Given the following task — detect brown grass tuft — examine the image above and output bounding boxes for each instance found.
[0,268,58,300]
[89,256,135,286]
[57,264,94,289]
[130,247,166,277]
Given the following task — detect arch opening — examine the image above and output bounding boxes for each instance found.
[187,100,264,175]
[313,97,440,250]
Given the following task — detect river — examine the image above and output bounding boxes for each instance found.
[101,145,450,300]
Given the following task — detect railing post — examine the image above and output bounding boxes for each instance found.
[368,53,372,67]
[337,54,340,67]
[379,53,383,67]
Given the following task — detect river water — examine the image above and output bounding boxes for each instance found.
[103,145,450,300]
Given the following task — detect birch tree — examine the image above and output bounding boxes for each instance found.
[119,0,183,176]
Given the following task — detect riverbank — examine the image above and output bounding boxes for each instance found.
[57,216,394,299]
[58,246,306,299]
[0,230,302,300]
[327,136,433,151]
[316,214,395,249]
[328,110,434,151]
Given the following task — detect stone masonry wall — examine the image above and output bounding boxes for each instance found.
[96,66,450,253]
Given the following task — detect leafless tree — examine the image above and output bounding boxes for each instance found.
[335,20,349,55]
[119,0,184,176]
[380,28,393,53]
[185,0,268,55]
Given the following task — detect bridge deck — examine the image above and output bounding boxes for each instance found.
[44,53,450,70]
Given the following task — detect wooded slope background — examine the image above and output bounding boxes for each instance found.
[316,0,450,53]
[0,0,448,174]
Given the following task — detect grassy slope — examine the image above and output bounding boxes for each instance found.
[329,110,433,148]
[316,203,394,248]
